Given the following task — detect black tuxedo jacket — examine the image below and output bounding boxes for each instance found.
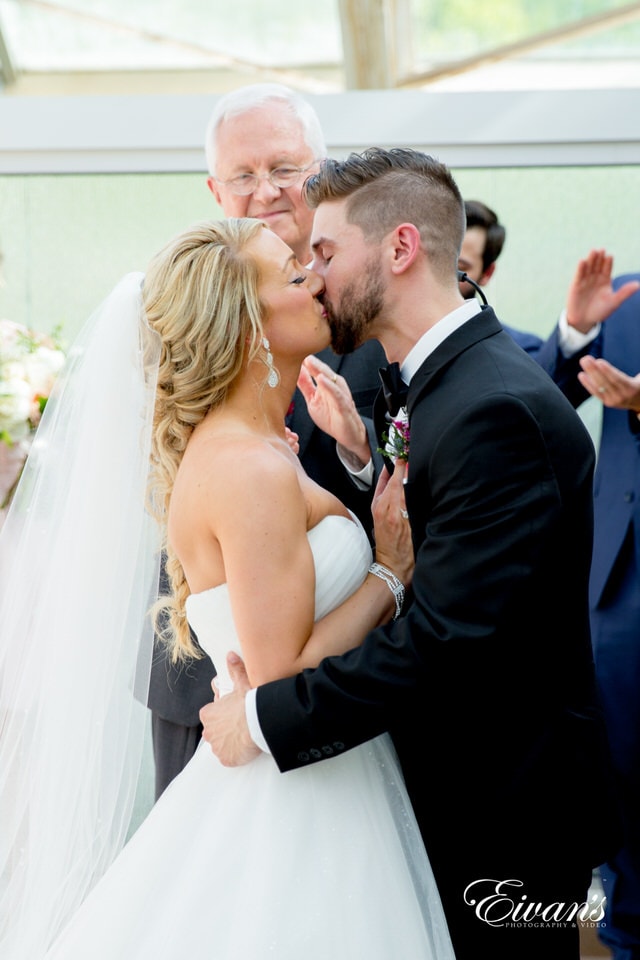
[256,307,619,956]
[147,339,385,726]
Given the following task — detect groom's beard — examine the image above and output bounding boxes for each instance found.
[325,257,385,355]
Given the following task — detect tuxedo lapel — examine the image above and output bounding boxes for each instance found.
[373,310,503,471]
[406,306,502,416]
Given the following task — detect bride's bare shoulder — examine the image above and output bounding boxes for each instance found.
[175,424,300,513]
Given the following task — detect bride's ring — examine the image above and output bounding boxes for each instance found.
[400,508,409,519]
[598,386,606,394]
[331,372,337,383]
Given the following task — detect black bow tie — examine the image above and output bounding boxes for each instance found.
[378,363,408,417]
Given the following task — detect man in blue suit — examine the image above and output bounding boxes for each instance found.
[536,249,640,960]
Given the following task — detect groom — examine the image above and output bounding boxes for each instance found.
[200,148,619,959]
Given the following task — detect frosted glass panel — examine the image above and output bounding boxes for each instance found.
[0,166,638,344]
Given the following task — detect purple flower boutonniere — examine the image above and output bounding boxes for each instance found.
[378,408,410,463]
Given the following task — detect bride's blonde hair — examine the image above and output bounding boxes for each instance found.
[144,217,265,659]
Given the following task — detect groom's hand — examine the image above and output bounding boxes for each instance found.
[200,652,262,767]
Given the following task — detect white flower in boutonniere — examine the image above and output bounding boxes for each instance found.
[378,407,410,463]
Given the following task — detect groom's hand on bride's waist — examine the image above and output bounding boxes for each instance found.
[200,652,262,767]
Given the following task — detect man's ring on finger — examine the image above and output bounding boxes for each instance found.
[331,372,337,383]
[400,508,409,519]
[599,386,606,394]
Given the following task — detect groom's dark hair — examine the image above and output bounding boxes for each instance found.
[303,146,465,277]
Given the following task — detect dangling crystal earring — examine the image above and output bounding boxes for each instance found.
[263,337,280,389]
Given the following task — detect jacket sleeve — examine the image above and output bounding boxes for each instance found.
[534,323,600,408]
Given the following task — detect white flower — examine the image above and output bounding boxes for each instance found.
[379,407,410,464]
[0,378,32,440]
[24,348,65,396]
[0,319,66,445]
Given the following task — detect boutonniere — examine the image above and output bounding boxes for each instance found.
[378,407,410,463]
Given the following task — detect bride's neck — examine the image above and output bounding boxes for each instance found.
[222,362,297,437]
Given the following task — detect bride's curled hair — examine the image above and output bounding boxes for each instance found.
[144,217,265,659]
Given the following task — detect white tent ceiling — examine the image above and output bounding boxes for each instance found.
[0,0,639,95]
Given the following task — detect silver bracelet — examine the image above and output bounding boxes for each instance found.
[368,562,405,621]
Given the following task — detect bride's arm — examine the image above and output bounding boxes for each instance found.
[295,462,413,676]
[212,450,412,687]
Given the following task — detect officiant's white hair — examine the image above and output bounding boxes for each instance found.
[204,83,326,176]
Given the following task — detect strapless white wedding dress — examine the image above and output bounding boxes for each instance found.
[45,515,453,960]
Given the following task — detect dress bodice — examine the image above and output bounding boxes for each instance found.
[185,513,372,694]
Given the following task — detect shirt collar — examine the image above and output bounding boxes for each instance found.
[401,299,481,385]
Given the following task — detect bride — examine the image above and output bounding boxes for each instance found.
[0,218,454,959]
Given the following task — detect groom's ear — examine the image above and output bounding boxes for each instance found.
[389,223,421,275]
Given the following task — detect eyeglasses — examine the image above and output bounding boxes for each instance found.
[215,162,318,196]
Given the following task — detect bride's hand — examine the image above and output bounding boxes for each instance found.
[371,460,414,589]
[297,356,371,466]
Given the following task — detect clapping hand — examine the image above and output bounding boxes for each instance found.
[579,355,640,414]
[566,249,640,334]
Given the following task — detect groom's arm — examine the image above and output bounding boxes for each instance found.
[199,618,407,770]
[254,620,407,771]
[203,390,580,773]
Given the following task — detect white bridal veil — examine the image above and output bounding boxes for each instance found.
[0,273,162,958]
